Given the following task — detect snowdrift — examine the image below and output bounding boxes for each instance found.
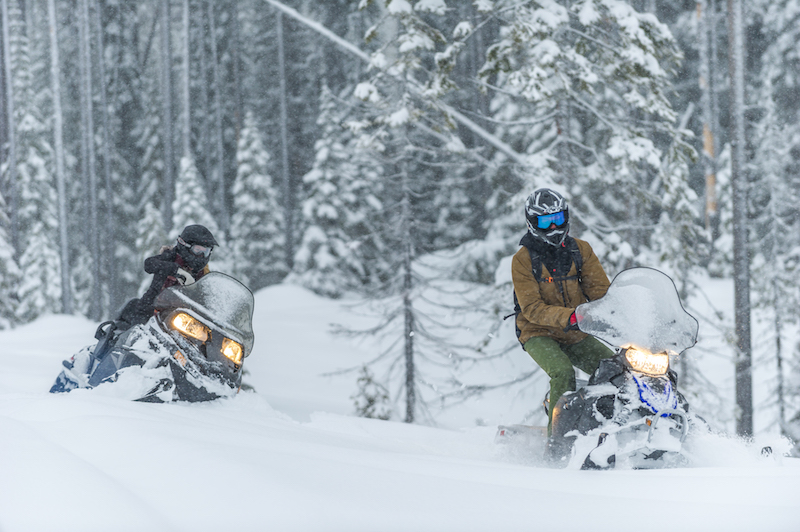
[0,285,798,532]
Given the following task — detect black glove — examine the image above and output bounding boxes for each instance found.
[563,311,580,332]
[153,259,179,277]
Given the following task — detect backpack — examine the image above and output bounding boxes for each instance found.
[505,237,584,341]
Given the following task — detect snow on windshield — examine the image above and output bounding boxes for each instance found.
[160,273,255,349]
[576,268,698,354]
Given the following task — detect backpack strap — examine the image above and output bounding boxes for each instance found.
[564,237,583,283]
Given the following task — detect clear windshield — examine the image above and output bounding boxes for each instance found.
[154,272,255,355]
[576,267,698,354]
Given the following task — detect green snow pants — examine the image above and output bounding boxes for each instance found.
[523,335,614,435]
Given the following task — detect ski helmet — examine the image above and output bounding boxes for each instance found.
[524,188,569,247]
[177,224,218,272]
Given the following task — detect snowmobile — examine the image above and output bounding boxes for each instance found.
[496,267,701,469]
[50,272,255,403]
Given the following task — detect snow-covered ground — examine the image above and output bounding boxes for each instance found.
[1,283,798,532]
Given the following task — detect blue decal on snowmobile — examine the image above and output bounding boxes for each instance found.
[632,373,678,416]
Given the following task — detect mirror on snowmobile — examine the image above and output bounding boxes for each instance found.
[575,267,698,354]
[154,272,255,355]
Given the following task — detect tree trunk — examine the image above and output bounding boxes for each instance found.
[207,2,227,232]
[401,163,415,424]
[698,0,719,240]
[79,0,102,320]
[773,279,786,432]
[277,11,293,269]
[0,18,6,173]
[197,2,210,183]
[727,0,752,437]
[92,0,118,314]
[160,0,175,229]
[47,0,72,314]
[181,0,190,158]
[1,0,18,257]
[230,0,243,143]
[709,0,721,181]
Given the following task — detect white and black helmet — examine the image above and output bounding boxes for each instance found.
[524,188,569,247]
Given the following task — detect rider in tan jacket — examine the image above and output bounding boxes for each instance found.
[511,189,613,435]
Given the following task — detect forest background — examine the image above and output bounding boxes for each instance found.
[1,0,799,441]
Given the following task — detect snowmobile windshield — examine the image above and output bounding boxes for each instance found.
[154,272,255,355]
[575,267,698,354]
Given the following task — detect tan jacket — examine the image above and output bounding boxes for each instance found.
[512,237,609,345]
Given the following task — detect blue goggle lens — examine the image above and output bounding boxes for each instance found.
[536,211,566,229]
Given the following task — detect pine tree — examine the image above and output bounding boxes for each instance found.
[345,0,485,423]
[757,1,800,446]
[4,0,60,322]
[133,62,170,290]
[230,110,285,291]
[172,156,218,236]
[0,192,19,328]
[351,365,392,420]
[292,85,383,297]
[135,203,169,295]
[97,0,146,308]
[171,155,233,275]
[751,75,800,438]
[480,0,690,272]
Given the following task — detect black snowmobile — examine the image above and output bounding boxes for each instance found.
[497,267,702,469]
[50,272,255,402]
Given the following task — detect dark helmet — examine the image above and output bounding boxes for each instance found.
[176,224,218,272]
[525,188,569,247]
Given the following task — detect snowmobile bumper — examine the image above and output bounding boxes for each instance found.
[647,408,690,444]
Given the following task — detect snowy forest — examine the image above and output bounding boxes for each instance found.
[1,0,799,439]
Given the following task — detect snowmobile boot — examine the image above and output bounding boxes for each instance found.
[543,435,572,468]
[49,370,81,393]
[50,349,93,393]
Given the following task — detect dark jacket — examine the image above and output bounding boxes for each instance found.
[140,246,210,307]
[512,235,609,345]
[116,247,210,329]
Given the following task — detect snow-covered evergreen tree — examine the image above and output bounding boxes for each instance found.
[750,76,800,437]
[648,138,707,279]
[0,192,19,328]
[292,86,383,297]
[172,156,218,237]
[744,0,800,441]
[230,111,285,291]
[131,73,168,294]
[480,0,690,272]
[172,155,231,275]
[4,0,60,322]
[344,0,487,423]
[134,203,169,295]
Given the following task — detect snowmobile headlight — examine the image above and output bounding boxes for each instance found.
[624,347,669,376]
[222,338,243,365]
[171,312,209,342]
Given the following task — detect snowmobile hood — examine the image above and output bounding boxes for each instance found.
[575,267,698,355]
[154,272,255,355]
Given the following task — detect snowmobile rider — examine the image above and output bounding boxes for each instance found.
[511,189,614,435]
[116,224,218,330]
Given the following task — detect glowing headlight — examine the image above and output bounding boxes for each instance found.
[222,338,244,365]
[624,346,669,376]
[170,312,209,342]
